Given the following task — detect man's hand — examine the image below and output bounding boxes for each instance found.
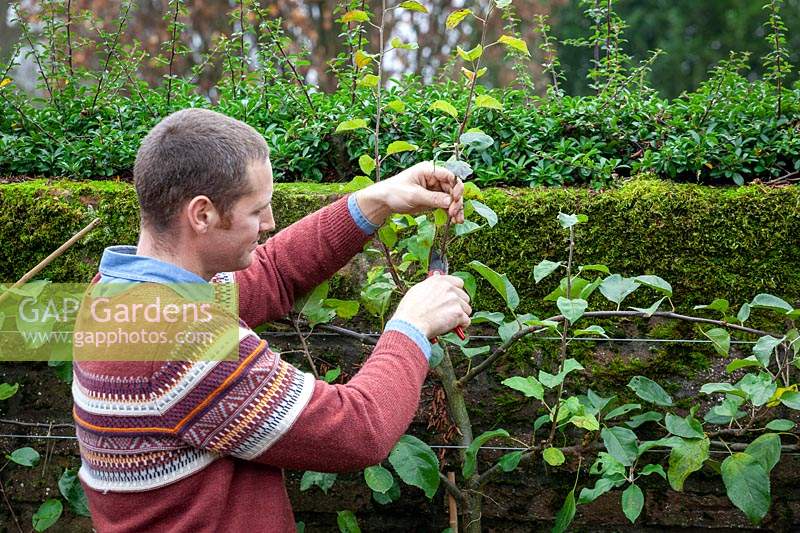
[391,274,471,339]
[354,161,465,227]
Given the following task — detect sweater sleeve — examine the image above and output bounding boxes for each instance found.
[233,195,372,328]
[252,330,429,472]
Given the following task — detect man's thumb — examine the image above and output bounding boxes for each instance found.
[430,192,451,209]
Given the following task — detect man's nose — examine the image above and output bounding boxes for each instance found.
[260,205,275,233]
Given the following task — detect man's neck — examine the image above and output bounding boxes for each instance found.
[137,230,212,281]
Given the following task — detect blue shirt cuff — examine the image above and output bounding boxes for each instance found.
[347,194,380,235]
[384,319,432,361]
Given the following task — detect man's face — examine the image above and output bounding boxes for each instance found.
[205,158,275,273]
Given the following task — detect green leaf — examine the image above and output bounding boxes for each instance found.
[300,471,337,494]
[385,99,405,113]
[637,436,683,455]
[640,464,667,479]
[429,100,458,118]
[627,376,673,407]
[552,489,576,533]
[457,44,483,62]
[780,390,800,409]
[750,293,793,314]
[58,469,90,517]
[0,382,19,400]
[578,477,615,504]
[390,36,418,50]
[721,453,770,524]
[766,419,795,431]
[8,447,40,467]
[459,132,494,151]
[737,303,751,322]
[335,118,368,133]
[357,74,380,87]
[324,299,360,320]
[622,484,644,523]
[665,413,704,439]
[358,154,376,175]
[32,499,62,532]
[605,403,641,419]
[630,297,665,318]
[341,10,370,23]
[744,433,781,473]
[337,510,361,533]
[497,34,530,56]
[468,260,519,311]
[539,359,584,388]
[372,477,401,505]
[726,356,763,373]
[534,260,562,283]
[399,1,428,13]
[475,94,503,110]
[497,451,522,472]
[667,437,709,491]
[346,175,374,190]
[752,335,784,367]
[702,327,731,356]
[573,325,608,338]
[460,344,490,358]
[737,372,777,407]
[601,427,639,467]
[470,200,497,227]
[450,271,476,301]
[543,447,566,466]
[557,297,587,324]
[386,140,419,156]
[322,367,341,384]
[578,264,610,274]
[463,429,509,478]
[364,465,394,493]
[557,212,585,229]
[569,413,600,431]
[694,299,729,314]
[389,435,440,499]
[470,311,504,325]
[502,376,544,400]
[446,8,472,29]
[626,411,663,428]
[378,224,397,249]
[600,274,639,306]
[700,383,740,395]
[634,275,672,297]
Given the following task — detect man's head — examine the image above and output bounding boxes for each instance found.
[134,108,275,275]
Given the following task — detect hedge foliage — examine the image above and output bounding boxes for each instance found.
[1,178,798,316]
[1,71,798,188]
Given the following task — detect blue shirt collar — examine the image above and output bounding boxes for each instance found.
[97,246,214,300]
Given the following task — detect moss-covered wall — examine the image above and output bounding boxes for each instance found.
[1,178,799,316]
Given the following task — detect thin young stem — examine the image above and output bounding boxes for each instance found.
[373,0,386,182]
[439,471,464,504]
[66,0,74,76]
[166,0,181,108]
[546,226,575,446]
[23,34,53,102]
[91,0,132,111]
[459,310,779,386]
[0,476,23,533]
[262,22,316,115]
[292,316,319,379]
[771,2,783,118]
[239,0,246,79]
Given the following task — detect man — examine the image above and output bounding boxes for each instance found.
[72,108,471,531]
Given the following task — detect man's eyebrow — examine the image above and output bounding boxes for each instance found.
[254,197,272,211]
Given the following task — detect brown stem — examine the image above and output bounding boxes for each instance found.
[0,475,22,533]
[546,226,575,447]
[66,0,74,76]
[239,0,246,78]
[90,0,131,111]
[316,324,378,346]
[771,3,782,118]
[439,471,464,504]
[379,240,406,293]
[23,34,53,102]
[459,310,778,386]
[166,0,181,108]
[263,22,316,115]
[0,419,74,429]
[373,0,386,182]
[292,316,319,379]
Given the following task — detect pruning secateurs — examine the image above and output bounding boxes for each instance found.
[428,249,467,342]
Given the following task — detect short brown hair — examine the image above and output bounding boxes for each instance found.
[134,108,269,232]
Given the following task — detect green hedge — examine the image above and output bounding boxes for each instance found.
[1,178,798,316]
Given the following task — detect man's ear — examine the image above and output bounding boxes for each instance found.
[185,195,219,234]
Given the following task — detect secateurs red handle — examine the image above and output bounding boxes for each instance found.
[428,250,467,342]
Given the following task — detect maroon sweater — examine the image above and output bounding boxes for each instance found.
[73,197,429,532]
